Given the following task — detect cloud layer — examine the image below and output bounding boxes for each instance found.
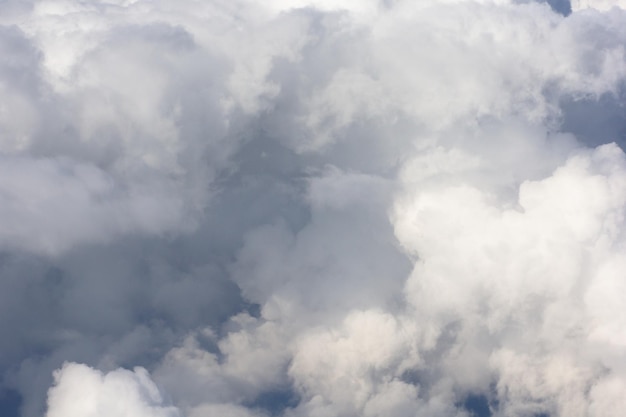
[0,1,625,417]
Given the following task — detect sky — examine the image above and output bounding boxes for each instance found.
[0,0,625,417]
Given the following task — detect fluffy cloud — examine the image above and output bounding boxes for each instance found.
[0,1,625,417]
[571,0,626,11]
[394,142,626,416]
[45,363,180,417]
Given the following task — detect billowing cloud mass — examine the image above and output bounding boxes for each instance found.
[0,0,625,417]
[46,363,180,417]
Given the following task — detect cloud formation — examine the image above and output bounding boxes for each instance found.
[0,1,625,417]
[46,363,180,417]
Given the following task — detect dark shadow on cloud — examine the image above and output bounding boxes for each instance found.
[243,387,301,416]
[0,117,316,415]
[560,90,626,150]
[459,390,552,417]
[398,323,463,397]
[459,384,504,417]
[0,389,21,417]
[0,254,67,370]
[0,234,250,417]
[462,394,491,417]
[545,0,571,15]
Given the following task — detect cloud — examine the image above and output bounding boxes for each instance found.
[45,363,180,417]
[0,155,188,254]
[571,0,626,11]
[0,1,624,417]
[394,142,626,416]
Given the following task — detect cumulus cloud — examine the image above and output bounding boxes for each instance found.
[45,363,180,417]
[0,1,625,417]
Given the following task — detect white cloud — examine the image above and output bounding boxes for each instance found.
[393,142,626,415]
[588,375,626,417]
[0,1,624,417]
[45,363,180,417]
[571,0,626,11]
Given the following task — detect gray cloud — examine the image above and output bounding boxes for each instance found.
[0,1,625,417]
